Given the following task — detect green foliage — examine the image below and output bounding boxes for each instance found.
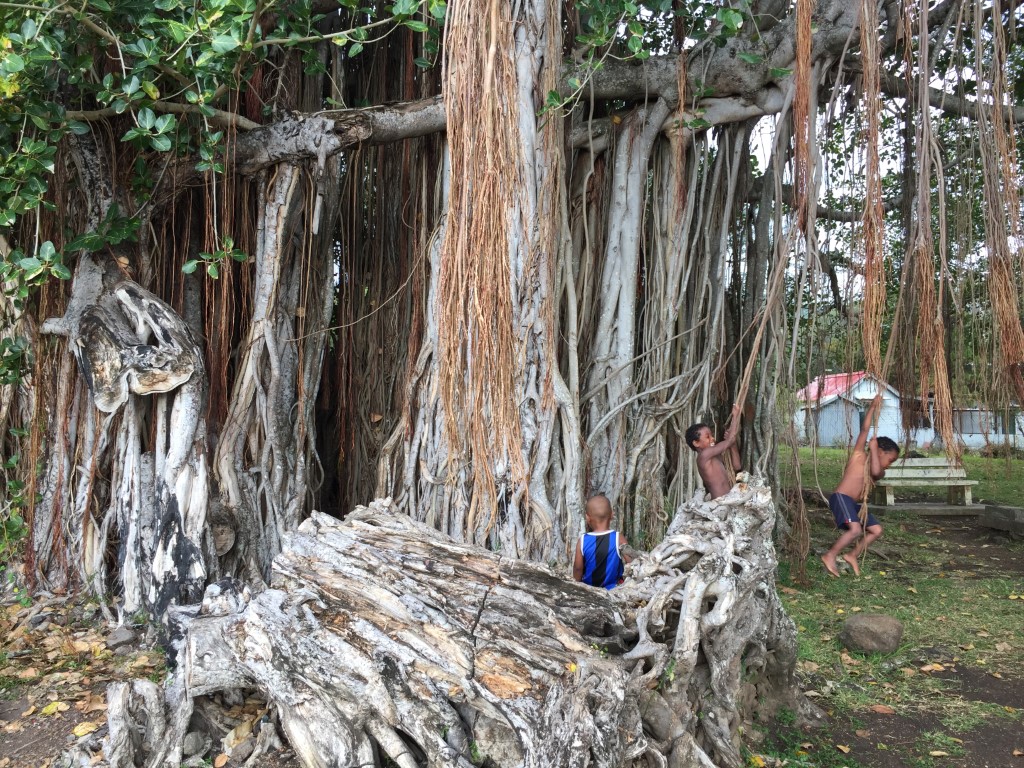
[0,0,440,299]
[468,740,482,765]
[183,235,248,279]
[657,655,677,689]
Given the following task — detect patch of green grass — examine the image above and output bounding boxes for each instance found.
[778,509,1024,736]
[750,723,870,768]
[0,674,21,698]
[749,724,857,768]
[939,700,1020,732]
[910,730,967,767]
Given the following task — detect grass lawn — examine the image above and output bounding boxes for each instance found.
[760,468,1024,768]
[780,447,1024,506]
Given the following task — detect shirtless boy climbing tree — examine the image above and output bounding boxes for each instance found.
[821,394,901,577]
[685,404,742,500]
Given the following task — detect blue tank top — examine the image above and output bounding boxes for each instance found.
[580,531,624,590]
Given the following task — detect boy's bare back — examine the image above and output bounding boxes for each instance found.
[696,451,733,499]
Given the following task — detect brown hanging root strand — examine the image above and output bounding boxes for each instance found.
[859,0,886,381]
[793,0,816,232]
[848,0,888,543]
[438,0,526,530]
[974,0,1024,405]
[910,0,959,462]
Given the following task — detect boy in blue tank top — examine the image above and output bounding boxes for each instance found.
[573,494,632,590]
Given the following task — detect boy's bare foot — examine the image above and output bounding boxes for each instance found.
[841,553,861,576]
[820,554,840,577]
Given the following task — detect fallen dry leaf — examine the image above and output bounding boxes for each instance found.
[1012,748,1022,756]
[836,744,851,754]
[841,653,861,666]
[929,750,949,757]
[214,754,229,768]
[21,705,36,717]
[223,719,254,749]
[995,642,1013,652]
[901,667,916,677]
[907,587,918,593]
[869,704,896,714]
[780,586,799,595]
[855,729,870,737]
[40,701,70,716]
[990,672,1004,679]
[73,721,100,737]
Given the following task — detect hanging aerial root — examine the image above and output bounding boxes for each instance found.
[83,479,804,768]
[792,0,817,232]
[437,0,526,526]
[859,0,886,378]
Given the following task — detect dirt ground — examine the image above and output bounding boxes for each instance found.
[785,512,1024,768]
[0,589,299,768]
[1,514,1021,768]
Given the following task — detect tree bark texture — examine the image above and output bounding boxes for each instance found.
[12,0,995,653]
[85,475,803,768]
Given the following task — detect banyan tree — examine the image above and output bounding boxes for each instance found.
[1,0,1023,765]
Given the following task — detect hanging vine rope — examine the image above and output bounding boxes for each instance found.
[437,0,526,529]
[859,0,886,381]
[974,0,1024,407]
[909,0,959,460]
[793,0,816,233]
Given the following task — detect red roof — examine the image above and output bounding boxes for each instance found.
[797,371,868,403]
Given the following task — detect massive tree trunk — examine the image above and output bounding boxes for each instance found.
[83,474,805,768]
[6,3,1019,767]
[380,0,582,561]
[14,0,889,605]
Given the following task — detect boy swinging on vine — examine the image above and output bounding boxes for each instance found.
[821,394,900,577]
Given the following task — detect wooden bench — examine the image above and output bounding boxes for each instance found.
[872,456,978,506]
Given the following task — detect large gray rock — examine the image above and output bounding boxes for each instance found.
[105,625,137,650]
[839,614,904,654]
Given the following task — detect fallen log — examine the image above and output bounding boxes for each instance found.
[81,474,807,768]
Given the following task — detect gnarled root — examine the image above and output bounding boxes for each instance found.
[92,477,801,768]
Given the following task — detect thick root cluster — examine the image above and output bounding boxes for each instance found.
[78,477,799,768]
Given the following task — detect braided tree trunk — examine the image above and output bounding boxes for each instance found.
[88,475,805,768]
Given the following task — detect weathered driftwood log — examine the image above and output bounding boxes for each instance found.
[87,474,804,768]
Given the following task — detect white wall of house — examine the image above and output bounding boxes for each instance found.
[952,410,1024,449]
[798,379,1024,449]
[798,376,903,446]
